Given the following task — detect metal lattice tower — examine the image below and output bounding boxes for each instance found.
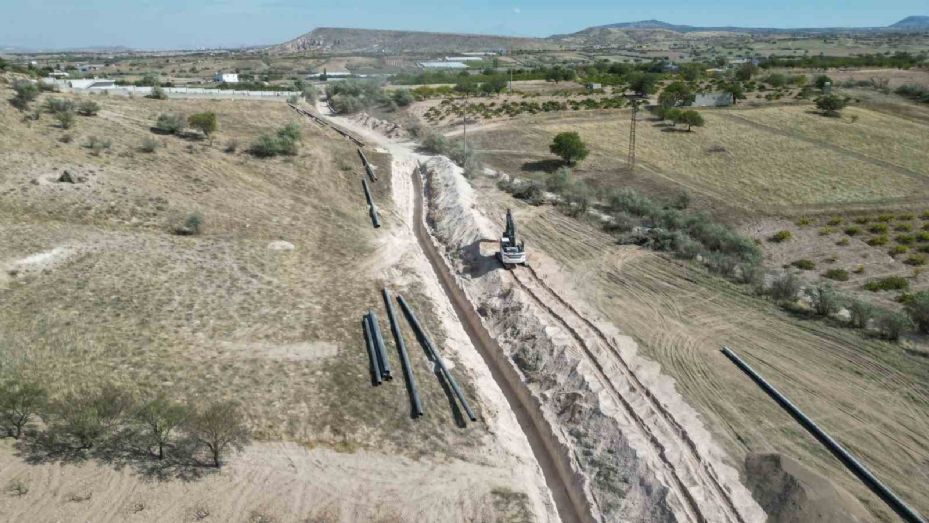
[627,99,639,170]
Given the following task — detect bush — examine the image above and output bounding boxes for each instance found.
[139,137,159,153]
[768,230,792,243]
[54,384,134,449]
[420,130,449,154]
[864,276,909,292]
[55,109,76,129]
[904,291,929,333]
[806,285,842,316]
[876,312,911,341]
[11,81,39,109]
[511,180,545,206]
[147,85,168,100]
[844,226,861,236]
[867,235,888,246]
[848,300,875,329]
[248,123,301,157]
[175,212,204,235]
[768,272,801,302]
[155,113,185,134]
[869,223,888,234]
[904,254,928,266]
[77,99,100,116]
[815,94,848,116]
[84,136,111,156]
[822,268,849,281]
[187,400,250,468]
[136,395,189,459]
[44,97,74,114]
[889,245,909,256]
[545,167,572,193]
[0,376,47,439]
[188,112,218,138]
[791,259,815,270]
[549,131,589,165]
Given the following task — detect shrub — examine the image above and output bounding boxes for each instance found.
[806,285,842,316]
[864,276,909,292]
[511,180,545,206]
[869,223,888,234]
[248,123,301,157]
[84,136,111,156]
[187,400,250,468]
[815,94,847,116]
[768,272,801,302]
[0,376,47,439]
[917,231,929,242]
[836,238,849,246]
[55,109,76,129]
[896,234,915,245]
[889,245,909,256]
[188,112,218,138]
[844,226,861,236]
[139,137,159,153]
[147,85,168,100]
[876,312,911,341]
[818,227,835,236]
[176,212,203,235]
[867,235,888,246]
[768,230,792,243]
[155,113,185,134]
[822,268,849,281]
[54,384,134,449]
[827,217,843,226]
[545,167,572,193]
[791,259,815,270]
[877,214,894,222]
[848,300,875,329]
[904,254,928,266]
[895,223,913,232]
[420,130,449,154]
[11,81,39,109]
[904,291,929,333]
[549,131,589,165]
[44,97,74,114]
[77,99,100,116]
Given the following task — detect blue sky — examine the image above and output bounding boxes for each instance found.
[0,0,925,50]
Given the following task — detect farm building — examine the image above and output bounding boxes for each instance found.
[419,61,468,69]
[692,91,734,107]
[444,56,483,62]
[213,72,239,83]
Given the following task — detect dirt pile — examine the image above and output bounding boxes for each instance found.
[744,453,872,522]
[349,112,407,140]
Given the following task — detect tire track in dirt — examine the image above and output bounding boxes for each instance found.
[511,266,746,523]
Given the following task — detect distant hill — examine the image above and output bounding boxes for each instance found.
[890,16,929,29]
[270,27,554,54]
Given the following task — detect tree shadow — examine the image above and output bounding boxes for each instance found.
[14,427,211,483]
[660,127,692,133]
[459,240,503,278]
[521,159,562,173]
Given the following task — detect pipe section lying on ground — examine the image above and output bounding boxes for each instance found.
[358,148,377,181]
[368,310,392,381]
[383,288,424,418]
[361,178,381,228]
[721,346,926,523]
[363,315,382,386]
[396,294,477,422]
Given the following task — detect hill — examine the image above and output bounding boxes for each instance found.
[891,16,929,29]
[270,27,554,54]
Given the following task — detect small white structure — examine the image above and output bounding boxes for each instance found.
[213,72,239,83]
[306,71,351,79]
[444,56,483,62]
[419,61,468,69]
[67,78,115,89]
[587,82,602,90]
[693,91,734,107]
[48,71,70,78]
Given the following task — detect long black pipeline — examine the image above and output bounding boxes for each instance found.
[362,315,382,386]
[361,178,380,228]
[383,288,424,418]
[368,310,392,380]
[358,148,377,181]
[396,294,477,422]
[721,347,926,523]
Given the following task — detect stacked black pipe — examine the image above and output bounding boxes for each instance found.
[358,148,377,181]
[383,288,424,418]
[363,312,391,383]
[396,294,477,423]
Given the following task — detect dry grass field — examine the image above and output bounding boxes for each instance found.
[0,83,550,520]
[465,103,929,216]
[472,186,929,521]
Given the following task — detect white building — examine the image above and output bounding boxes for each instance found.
[213,72,239,83]
[444,56,483,62]
[693,91,734,107]
[306,71,351,79]
[67,78,115,89]
[419,61,468,69]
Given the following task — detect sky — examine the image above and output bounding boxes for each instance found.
[0,0,925,50]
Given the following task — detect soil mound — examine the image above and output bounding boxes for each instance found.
[744,453,872,522]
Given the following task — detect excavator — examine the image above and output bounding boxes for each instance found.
[498,209,527,268]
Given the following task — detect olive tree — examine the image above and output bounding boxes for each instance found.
[187,400,249,468]
[188,112,218,141]
[549,131,589,165]
[0,376,46,439]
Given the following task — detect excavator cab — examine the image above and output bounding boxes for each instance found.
[498,208,527,268]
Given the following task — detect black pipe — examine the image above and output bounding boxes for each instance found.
[383,288,424,418]
[397,294,477,422]
[368,310,392,380]
[358,149,377,181]
[363,315,382,386]
[721,347,926,523]
[361,178,381,228]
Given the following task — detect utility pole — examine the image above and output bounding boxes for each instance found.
[627,98,639,171]
[462,94,468,157]
[509,68,513,93]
